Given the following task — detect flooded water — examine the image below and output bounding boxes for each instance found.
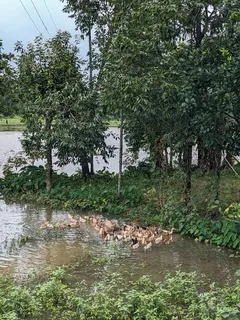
[0,131,239,284]
[0,199,239,285]
[0,130,147,176]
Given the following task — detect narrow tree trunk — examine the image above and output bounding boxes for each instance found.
[81,160,90,181]
[155,138,166,169]
[117,110,123,198]
[169,144,173,168]
[45,118,53,192]
[165,146,169,167]
[197,138,204,169]
[89,24,94,175]
[46,145,52,192]
[226,152,234,166]
[183,144,192,209]
[214,148,221,201]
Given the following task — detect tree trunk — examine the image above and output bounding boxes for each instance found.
[117,110,123,198]
[46,145,53,192]
[225,152,235,166]
[214,148,221,201]
[197,139,204,169]
[183,144,192,209]
[155,138,166,169]
[81,160,90,181]
[45,119,53,192]
[88,23,94,175]
[165,146,169,167]
[178,152,183,167]
[169,144,173,168]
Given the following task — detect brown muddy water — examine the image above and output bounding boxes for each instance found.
[0,199,239,285]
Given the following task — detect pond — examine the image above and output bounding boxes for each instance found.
[0,130,147,176]
[0,199,239,285]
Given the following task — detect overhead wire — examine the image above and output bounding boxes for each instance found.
[30,0,51,37]
[43,0,58,31]
[19,0,42,35]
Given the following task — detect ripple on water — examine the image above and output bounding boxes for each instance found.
[0,199,239,285]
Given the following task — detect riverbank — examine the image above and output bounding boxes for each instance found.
[0,117,25,131]
[0,268,239,320]
[2,165,240,250]
[0,117,120,131]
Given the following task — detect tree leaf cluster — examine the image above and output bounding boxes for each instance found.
[15,32,107,189]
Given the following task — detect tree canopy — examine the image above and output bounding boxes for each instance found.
[15,31,106,190]
[0,40,15,117]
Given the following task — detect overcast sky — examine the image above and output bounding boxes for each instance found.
[0,0,88,57]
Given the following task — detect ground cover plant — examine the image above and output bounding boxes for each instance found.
[1,164,240,250]
[0,268,239,320]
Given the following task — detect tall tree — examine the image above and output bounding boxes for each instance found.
[100,0,240,205]
[15,31,106,191]
[0,40,15,117]
[61,0,115,174]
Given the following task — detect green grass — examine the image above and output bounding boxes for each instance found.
[108,120,120,127]
[0,117,120,131]
[0,116,25,131]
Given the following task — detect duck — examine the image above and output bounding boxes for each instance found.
[79,217,87,223]
[115,234,123,241]
[164,235,173,245]
[155,235,163,244]
[67,213,74,221]
[147,234,155,243]
[131,242,140,249]
[47,214,176,250]
[169,228,177,235]
[104,233,114,242]
[130,238,139,249]
[144,242,152,250]
[161,228,177,236]
[99,226,105,236]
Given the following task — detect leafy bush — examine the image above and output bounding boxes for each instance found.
[0,271,239,319]
[224,203,240,221]
[1,166,240,249]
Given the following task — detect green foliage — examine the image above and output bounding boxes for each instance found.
[157,199,240,249]
[3,166,46,192]
[2,166,145,213]
[15,31,107,190]
[2,166,240,250]
[0,271,239,319]
[98,0,240,206]
[224,203,240,221]
[0,40,15,117]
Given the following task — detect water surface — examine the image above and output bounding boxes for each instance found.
[0,200,239,285]
[0,130,146,176]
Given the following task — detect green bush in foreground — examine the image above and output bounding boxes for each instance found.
[0,270,239,320]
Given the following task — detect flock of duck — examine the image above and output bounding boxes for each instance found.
[41,214,176,250]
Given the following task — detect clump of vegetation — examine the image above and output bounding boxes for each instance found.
[0,269,239,320]
[1,165,240,249]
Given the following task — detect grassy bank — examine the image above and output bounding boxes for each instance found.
[1,165,240,249]
[0,268,239,320]
[108,119,120,127]
[0,116,25,131]
[0,117,120,131]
